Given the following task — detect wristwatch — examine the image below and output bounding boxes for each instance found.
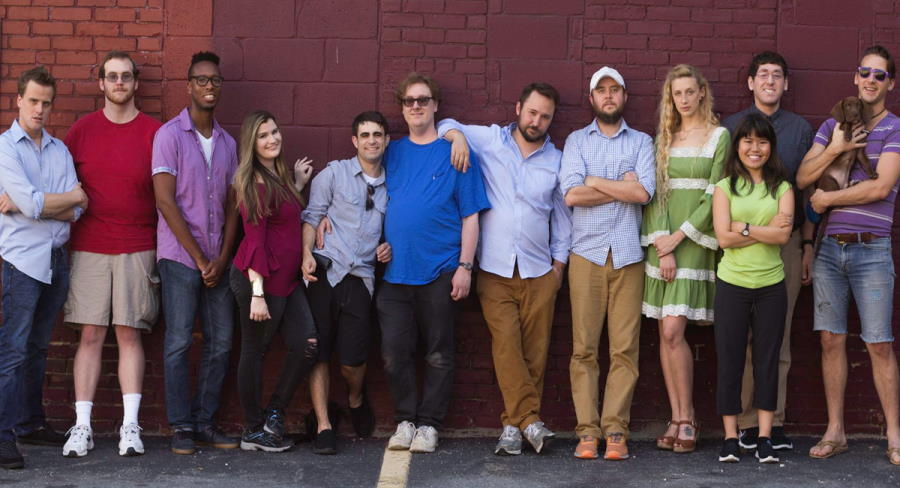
[458,262,473,271]
[741,222,750,237]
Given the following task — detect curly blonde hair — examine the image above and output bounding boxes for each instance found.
[654,64,718,208]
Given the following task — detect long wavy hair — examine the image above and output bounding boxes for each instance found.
[654,64,718,208]
[723,112,787,198]
[233,111,302,224]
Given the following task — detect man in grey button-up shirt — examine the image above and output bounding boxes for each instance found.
[0,67,88,469]
[301,111,392,454]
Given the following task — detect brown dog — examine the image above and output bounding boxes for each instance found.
[815,96,878,192]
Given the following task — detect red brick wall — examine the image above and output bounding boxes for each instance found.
[1,0,899,436]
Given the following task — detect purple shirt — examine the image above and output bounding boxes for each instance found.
[815,112,900,236]
[151,108,237,270]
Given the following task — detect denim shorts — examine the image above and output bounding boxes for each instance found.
[812,236,895,343]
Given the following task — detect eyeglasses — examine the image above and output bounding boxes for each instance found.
[190,75,224,87]
[365,184,375,211]
[754,72,784,81]
[401,96,432,108]
[858,66,890,82]
[104,72,134,83]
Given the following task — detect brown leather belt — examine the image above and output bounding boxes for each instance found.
[827,232,879,244]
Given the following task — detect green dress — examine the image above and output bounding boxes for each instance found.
[641,126,729,323]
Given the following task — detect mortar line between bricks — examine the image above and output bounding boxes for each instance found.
[375,447,411,488]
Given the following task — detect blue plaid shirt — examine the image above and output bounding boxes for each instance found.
[559,119,655,269]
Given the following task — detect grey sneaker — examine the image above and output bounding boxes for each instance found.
[523,421,555,454]
[494,425,522,456]
[387,421,416,450]
[409,425,438,453]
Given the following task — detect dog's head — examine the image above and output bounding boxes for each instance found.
[831,96,865,125]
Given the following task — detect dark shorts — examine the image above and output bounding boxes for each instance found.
[307,265,373,366]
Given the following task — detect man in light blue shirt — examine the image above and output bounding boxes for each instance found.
[560,67,655,461]
[0,67,88,469]
[438,83,572,456]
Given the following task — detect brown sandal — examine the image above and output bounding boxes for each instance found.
[673,420,699,453]
[656,421,679,450]
[888,446,900,466]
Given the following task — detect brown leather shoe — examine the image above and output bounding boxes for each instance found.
[673,420,699,453]
[656,421,679,450]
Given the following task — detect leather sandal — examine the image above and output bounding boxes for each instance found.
[656,421,679,450]
[887,446,900,466]
[673,420,699,453]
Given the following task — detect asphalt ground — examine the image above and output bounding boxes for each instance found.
[1,435,897,488]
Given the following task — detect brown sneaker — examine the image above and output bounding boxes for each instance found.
[604,433,629,460]
[574,435,599,459]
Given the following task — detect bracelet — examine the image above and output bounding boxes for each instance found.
[252,294,265,299]
[251,279,264,296]
[801,239,815,248]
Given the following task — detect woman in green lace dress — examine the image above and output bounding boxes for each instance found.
[641,64,728,453]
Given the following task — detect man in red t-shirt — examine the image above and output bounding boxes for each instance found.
[61,51,162,459]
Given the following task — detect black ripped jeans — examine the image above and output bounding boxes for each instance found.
[230,267,318,428]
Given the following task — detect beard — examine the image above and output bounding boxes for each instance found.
[594,104,624,124]
[516,122,546,143]
[105,89,135,106]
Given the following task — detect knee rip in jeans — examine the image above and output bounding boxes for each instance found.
[304,338,318,363]
[424,351,452,369]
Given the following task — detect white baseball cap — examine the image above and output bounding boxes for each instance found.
[589,66,626,93]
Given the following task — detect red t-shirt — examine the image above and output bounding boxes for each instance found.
[64,110,162,254]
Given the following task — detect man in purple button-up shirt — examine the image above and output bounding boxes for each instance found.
[151,51,239,455]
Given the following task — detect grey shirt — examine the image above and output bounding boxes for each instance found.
[722,105,813,226]
[301,157,387,295]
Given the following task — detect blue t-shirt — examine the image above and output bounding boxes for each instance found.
[383,137,491,285]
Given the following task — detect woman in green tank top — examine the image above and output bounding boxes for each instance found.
[711,113,793,464]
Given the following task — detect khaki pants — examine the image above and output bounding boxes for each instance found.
[478,268,561,430]
[568,253,644,438]
[737,230,803,428]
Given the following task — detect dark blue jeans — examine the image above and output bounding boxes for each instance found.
[159,259,235,431]
[0,249,69,442]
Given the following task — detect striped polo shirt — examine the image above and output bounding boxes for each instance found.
[815,112,900,236]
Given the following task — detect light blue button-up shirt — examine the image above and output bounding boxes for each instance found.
[0,119,81,283]
[302,157,387,295]
[559,119,655,269]
[437,119,572,279]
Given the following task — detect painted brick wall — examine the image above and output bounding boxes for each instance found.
[1,0,899,436]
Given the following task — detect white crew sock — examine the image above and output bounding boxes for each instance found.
[75,401,93,428]
[122,393,141,426]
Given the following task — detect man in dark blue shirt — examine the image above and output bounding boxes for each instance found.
[721,51,814,453]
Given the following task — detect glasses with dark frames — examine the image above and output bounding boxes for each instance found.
[190,75,225,87]
[857,66,890,82]
[401,96,433,108]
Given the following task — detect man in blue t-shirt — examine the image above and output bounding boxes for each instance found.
[380,73,490,454]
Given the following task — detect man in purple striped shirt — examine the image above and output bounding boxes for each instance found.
[797,45,900,465]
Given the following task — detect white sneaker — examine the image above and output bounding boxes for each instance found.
[387,421,416,450]
[63,424,94,458]
[409,425,438,453]
[118,423,145,456]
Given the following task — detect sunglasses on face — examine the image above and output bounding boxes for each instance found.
[190,75,224,87]
[365,184,375,211]
[858,66,890,82]
[401,96,432,108]
[104,72,134,83]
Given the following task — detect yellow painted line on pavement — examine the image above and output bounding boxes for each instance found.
[376,447,411,488]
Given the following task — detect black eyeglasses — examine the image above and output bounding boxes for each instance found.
[400,96,432,108]
[365,184,375,211]
[104,72,134,83]
[190,75,224,87]
[858,66,890,82]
